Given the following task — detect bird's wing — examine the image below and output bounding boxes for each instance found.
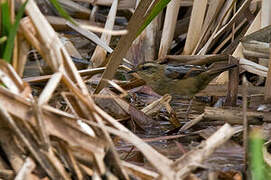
[164,65,206,79]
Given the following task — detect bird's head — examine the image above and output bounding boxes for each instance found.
[128,62,163,80]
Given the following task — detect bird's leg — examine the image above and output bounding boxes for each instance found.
[164,98,180,127]
[142,94,170,115]
[185,97,194,121]
[141,94,180,127]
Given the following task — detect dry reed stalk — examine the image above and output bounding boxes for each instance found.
[144,14,161,62]
[242,76,249,173]
[158,0,180,58]
[122,161,159,179]
[261,0,271,27]
[192,0,225,54]
[83,118,176,179]
[216,10,261,83]
[126,15,160,65]
[1,0,254,178]
[217,0,235,26]
[0,86,107,155]
[9,0,18,70]
[240,58,267,77]
[0,102,70,179]
[264,44,271,102]
[21,1,110,136]
[60,35,82,59]
[17,35,30,77]
[213,19,246,54]
[75,0,193,8]
[16,4,134,176]
[45,15,102,31]
[14,158,36,180]
[198,0,250,55]
[94,0,154,93]
[225,56,239,106]
[0,129,24,172]
[37,72,63,105]
[90,0,118,67]
[0,60,32,98]
[262,0,271,101]
[23,67,106,83]
[183,0,207,55]
[57,0,91,19]
[173,124,235,179]
[22,0,90,94]
[75,0,136,9]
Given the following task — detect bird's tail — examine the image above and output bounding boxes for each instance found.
[206,64,237,76]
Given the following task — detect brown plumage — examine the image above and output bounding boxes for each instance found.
[130,62,237,97]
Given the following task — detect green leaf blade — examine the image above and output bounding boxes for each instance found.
[49,0,76,25]
[3,0,28,62]
[136,0,171,36]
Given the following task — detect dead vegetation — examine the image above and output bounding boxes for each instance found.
[1,0,271,179]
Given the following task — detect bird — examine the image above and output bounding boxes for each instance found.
[128,62,237,130]
[129,62,237,97]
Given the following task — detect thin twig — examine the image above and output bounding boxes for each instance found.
[242,75,249,176]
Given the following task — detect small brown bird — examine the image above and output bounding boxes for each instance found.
[129,62,237,97]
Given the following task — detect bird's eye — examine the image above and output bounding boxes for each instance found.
[142,66,150,70]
